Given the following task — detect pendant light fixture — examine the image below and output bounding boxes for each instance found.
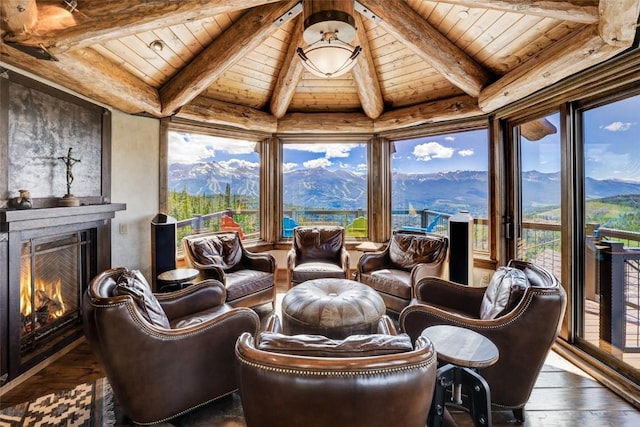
[296,0,362,78]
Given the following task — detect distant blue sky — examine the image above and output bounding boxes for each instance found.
[169,91,640,183]
[584,94,640,181]
[392,129,488,174]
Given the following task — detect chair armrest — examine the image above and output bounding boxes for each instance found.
[188,260,225,283]
[357,249,391,274]
[157,279,226,320]
[410,262,445,285]
[412,276,486,315]
[286,248,297,269]
[241,248,276,273]
[264,314,283,333]
[376,314,398,335]
[339,247,351,272]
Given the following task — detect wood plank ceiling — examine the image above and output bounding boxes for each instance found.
[1,0,639,134]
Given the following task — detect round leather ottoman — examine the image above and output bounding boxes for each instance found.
[281,278,386,339]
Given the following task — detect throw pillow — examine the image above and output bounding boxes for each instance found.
[113,269,171,329]
[188,233,242,269]
[389,233,444,269]
[480,266,529,320]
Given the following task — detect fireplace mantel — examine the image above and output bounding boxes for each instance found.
[1,203,126,231]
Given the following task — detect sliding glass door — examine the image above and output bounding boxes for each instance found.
[578,94,640,380]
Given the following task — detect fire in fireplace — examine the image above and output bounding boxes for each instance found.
[19,233,87,356]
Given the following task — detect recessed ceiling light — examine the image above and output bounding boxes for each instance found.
[459,10,469,19]
[149,40,164,52]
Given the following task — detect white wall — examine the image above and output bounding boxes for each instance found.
[110,110,160,278]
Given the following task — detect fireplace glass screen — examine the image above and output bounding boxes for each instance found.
[20,232,90,354]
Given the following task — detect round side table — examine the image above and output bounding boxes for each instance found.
[421,325,499,427]
[157,268,199,293]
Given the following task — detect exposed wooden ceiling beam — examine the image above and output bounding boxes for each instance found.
[435,0,599,24]
[374,95,483,133]
[3,0,282,54]
[521,118,557,141]
[160,0,300,116]
[598,0,640,46]
[358,0,490,98]
[177,93,486,135]
[1,0,38,36]
[278,112,375,133]
[479,25,629,112]
[0,41,161,115]
[270,17,304,119]
[351,13,384,120]
[177,96,277,133]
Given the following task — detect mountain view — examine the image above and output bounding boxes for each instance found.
[168,162,640,218]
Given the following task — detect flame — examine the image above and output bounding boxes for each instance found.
[20,264,66,321]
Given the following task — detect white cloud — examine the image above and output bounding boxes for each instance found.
[283,162,298,172]
[304,158,332,168]
[284,143,360,159]
[356,163,367,170]
[219,159,259,169]
[168,132,256,163]
[602,121,633,132]
[458,149,474,157]
[413,142,455,161]
[445,136,455,141]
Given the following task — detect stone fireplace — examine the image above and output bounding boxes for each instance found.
[0,203,125,385]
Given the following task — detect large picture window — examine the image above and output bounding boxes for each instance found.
[579,93,640,378]
[282,142,368,239]
[167,130,261,244]
[391,129,489,251]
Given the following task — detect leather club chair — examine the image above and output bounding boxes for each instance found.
[399,259,566,422]
[235,315,437,427]
[355,230,449,314]
[83,267,259,425]
[287,226,350,287]
[182,230,276,309]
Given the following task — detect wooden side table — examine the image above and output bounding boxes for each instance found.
[421,325,499,427]
[156,268,199,292]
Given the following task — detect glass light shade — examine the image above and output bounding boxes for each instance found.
[297,38,362,78]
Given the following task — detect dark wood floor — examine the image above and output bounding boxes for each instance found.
[1,337,639,426]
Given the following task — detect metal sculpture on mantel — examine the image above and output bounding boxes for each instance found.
[57,147,81,207]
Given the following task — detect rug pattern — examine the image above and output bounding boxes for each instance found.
[0,379,114,427]
[1,378,247,427]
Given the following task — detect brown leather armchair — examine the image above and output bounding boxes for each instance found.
[287,226,350,287]
[235,315,437,427]
[399,260,566,422]
[182,230,276,309]
[83,267,259,425]
[355,230,449,313]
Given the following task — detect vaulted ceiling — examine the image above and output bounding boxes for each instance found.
[1,1,639,134]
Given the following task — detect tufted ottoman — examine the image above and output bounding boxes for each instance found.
[281,278,386,339]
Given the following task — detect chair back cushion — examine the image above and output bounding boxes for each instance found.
[257,332,413,357]
[480,266,529,320]
[389,232,446,269]
[187,232,242,269]
[112,269,171,328]
[294,227,344,262]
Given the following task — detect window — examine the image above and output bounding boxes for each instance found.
[391,129,489,251]
[281,142,368,239]
[515,113,562,277]
[579,93,640,378]
[167,130,261,244]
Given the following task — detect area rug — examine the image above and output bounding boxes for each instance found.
[0,378,114,427]
[0,378,247,427]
